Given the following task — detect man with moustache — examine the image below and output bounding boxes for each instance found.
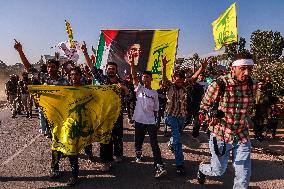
[81,43,129,171]
[197,52,257,189]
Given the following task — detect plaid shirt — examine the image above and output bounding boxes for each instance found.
[200,73,257,144]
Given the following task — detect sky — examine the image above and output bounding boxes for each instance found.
[0,0,284,65]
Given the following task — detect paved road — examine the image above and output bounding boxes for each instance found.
[0,109,283,189]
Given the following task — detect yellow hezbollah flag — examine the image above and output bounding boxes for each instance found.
[147,29,179,89]
[212,2,238,50]
[65,20,75,48]
[28,85,121,155]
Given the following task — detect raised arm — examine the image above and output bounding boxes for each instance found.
[188,57,210,83]
[129,54,139,86]
[162,55,171,83]
[81,41,94,69]
[14,39,32,70]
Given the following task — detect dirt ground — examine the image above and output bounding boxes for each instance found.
[0,76,283,188]
[0,107,283,189]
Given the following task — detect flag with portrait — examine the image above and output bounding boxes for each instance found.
[95,29,179,89]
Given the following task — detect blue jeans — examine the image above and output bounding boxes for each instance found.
[165,113,186,166]
[199,134,251,189]
[38,108,47,133]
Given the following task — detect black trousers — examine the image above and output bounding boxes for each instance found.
[134,122,163,165]
[156,108,165,128]
[268,119,278,137]
[100,113,123,163]
[126,99,135,120]
[51,150,78,178]
[84,144,93,157]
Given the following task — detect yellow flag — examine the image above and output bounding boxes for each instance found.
[147,29,179,89]
[65,20,75,48]
[28,85,121,155]
[212,3,238,50]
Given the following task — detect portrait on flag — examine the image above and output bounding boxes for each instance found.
[107,30,154,77]
[96,29,179,89]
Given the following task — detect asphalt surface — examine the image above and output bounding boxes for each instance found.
[0,108,283,189]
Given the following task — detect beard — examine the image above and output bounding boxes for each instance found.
[107,72,116,78]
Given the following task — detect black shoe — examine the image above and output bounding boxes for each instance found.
[168,142,174,153]
[197,170,206,184]
[88,155,96,163]
[66,177,78,186]
[50,170,60,179]
[176,165,186,176]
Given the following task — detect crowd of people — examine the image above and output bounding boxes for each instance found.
[3,40,282,188]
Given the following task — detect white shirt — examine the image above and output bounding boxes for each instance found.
[132,83,159,124]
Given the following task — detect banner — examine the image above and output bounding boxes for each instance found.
[29,85,121,155]
[57,41,80,63]
[65,20,75,49]
[95,29,179,89]
[212,3,238,50]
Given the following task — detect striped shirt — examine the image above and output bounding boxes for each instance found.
[200,73,257,144]
[164,80,191,117]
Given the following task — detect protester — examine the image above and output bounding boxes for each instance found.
[5,74,19,118]
[197,52,257,189]
[197,73,209,92]
[129,54,167,178]
[162,55,209,175]
[254,79,270,141]
[18,72,32,118]
[82,42,129,171]
[186,80,206,138]
[156,80,167,136]
[14,40,98,186]
[50,66,95,186]
[267,96,281,139]
[14,40,68,137]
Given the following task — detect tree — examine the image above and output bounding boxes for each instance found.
[224,37,249,61]
[191,53,200,73]
[250,30,284,64]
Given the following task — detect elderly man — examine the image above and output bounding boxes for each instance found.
[197,52,257,189]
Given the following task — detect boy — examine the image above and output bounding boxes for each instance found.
[129,55,166,178]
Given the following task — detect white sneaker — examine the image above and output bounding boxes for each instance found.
[155,164,167,178]
[135,156,142,163]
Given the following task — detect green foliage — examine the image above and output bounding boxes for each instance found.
[253,60,284,96]
[250,30,284,63]
[224,37,250,61]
